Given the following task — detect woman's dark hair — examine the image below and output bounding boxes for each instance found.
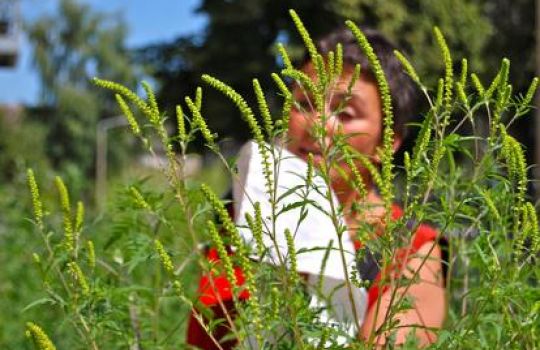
[298,27,419,138]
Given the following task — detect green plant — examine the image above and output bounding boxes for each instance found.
[23,10,538,349]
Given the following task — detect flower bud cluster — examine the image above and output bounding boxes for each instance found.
[67,261,90,297]
[55,176,74,253]
[154,239,175,276]
[27,169,44,230]
[26,322,56,350]
[346,20,395,211]
[115,94,141,136]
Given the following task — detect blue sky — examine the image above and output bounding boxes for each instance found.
[0,0,206,104]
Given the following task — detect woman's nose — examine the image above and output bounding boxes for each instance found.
[303,111,337,145]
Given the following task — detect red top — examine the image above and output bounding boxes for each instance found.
[364,205,439,310]
[197,248,250,306]
[187,204,439,349]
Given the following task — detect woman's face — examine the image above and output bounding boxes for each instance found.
[287,62,392,191]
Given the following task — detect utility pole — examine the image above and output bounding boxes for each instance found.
[95,115,127,210]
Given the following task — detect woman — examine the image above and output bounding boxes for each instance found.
[188,27,446,348]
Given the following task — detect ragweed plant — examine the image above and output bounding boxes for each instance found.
[23,10,539,350]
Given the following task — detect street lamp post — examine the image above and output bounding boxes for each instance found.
[95,115,128,209]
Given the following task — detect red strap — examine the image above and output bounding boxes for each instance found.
[198,248,250,306]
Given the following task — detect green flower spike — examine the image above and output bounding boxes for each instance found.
[93,78,151,117]
[75,201,84,234]
[459,58,468,87]
[394,50,421,85]
[173,280,184,296]
[342,148,367,199]
[26,169,44,230]
[433,27,453,110]
[521,77,539,110]
[346,20,395,210]
[326,50,335,83]
[155,239,174,275]
[207,220,237,287]
[271,73,293,129]
[271,73,291,99]
[354,152,384,192]
[403,151,411,180]
[281,68,323,113]
[129,186,151,210]
[202,75,272,193]
[195,86,203,111]
[55,176,70,218]
[245,207,265,258]
[252,202,265,256]
[32,252,41,265]
[524,202,540,254]
[141,81,160,126]
[203,188,262,340]
[289,9,325,88]
[496,58,510,96]
[270,286,281,320]
[200,184,240,242]
[346,64,362,96]
[456,82,469,109]
[115,94,141,136]
[435,78,445,109]
[516,202,540,256]
[67,261,90,296]
[430,144,446,179]
[185,95,215,147]
[55,176,74,253]
[26,322,56,350]
[500,127,527,210]
[253,78,274,137]
[494,83,512,127]
[276,42,293,70]
[335,43,343,79]
[284,228,299,286]
[306,153,314,188]
[484,66,503,102]
[86,240,96,270]
[176,104,186,142]
[478,188,501,223]
[201,74,264,143]
[470,73,485,96]
[412,112,433,174]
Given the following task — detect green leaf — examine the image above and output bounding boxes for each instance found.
[22,298,56,312]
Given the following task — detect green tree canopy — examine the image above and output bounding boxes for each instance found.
[27,0,139,184]
[135,0,495,145]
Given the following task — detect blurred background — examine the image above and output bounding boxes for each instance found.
[0,0,536,199]
[0,0,536,347]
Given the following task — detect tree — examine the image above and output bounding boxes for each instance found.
[27,0,138,187]
[480,0,536,166]
[135,0,492,146]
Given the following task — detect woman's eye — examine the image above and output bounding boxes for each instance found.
[337,111,354,122]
